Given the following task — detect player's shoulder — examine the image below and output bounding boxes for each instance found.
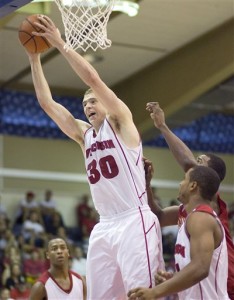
[193,204,215,215]
[37,270,50,284]
[69,270,83,281]
[187,205,218,229]
[30,280,47,299]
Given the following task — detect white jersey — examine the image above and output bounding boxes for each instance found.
[84,119,147,216]
[175,205,229,300]
[38,270,84,299]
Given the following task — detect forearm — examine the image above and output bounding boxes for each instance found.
[146,186,163,222]
[159,123,197,172]
[29,55,54,109]
[55,40,131,120]
[152,263,206,298]
[56,40,100,88]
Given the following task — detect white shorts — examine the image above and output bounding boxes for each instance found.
[86,205,164,300]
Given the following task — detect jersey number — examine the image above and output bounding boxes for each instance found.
[87,155,119,184]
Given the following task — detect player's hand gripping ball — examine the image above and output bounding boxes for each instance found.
[18,14,51,53]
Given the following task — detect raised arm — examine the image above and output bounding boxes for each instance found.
[33,16,136,135]
[146,102,197,172]
[144,158,179,227]
[26,52,90,151]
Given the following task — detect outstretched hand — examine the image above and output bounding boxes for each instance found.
[127,287,156,300]
[146,102,165,129]
[33,15,63,48]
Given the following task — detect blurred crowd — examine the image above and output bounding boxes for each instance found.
[0,190,98,300]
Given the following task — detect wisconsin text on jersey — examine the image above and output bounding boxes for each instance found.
[175,244,185,258]
[86,140,115,158]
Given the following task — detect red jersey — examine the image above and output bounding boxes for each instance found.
[178,195,234,300]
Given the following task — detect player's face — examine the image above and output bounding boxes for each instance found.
[196,154,210,166]
[177,170,192,203]
[47,239,69,266]
[83,93,106,127]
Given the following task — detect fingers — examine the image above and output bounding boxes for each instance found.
[155,270,174,285]
[146,102,159,111]
[155,273,166,285]
[32,15,55,35]
[38,15,54,26]
[127,288,140,298]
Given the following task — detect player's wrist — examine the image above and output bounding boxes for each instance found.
[157,122,168,131]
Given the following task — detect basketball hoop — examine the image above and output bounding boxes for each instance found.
[54,0,116,51]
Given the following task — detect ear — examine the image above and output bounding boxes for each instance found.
[45,251,49,260]
[190,181,198,192]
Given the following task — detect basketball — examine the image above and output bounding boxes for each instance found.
[18,14,51,53]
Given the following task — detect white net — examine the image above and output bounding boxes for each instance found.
[54,0,116,51]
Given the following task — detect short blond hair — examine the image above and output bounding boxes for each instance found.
[84,88,93,97]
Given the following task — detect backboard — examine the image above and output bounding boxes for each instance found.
[0,0,33,18]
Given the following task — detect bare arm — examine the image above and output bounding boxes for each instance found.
[29,282,46,300]
[33,16,138,147]
[128,212,216,299]
[27,53,90,150]
[146,102,197,172]
[144,158,179,226]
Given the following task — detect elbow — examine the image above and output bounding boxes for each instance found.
[183,160,197,172]
[39,100,50,111]
[198,268,209,281]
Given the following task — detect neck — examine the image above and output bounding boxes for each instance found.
[49,266,69,279]
[185,195,211,214]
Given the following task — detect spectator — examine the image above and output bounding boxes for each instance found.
[10,276,30,300]
[44,210,64,237]
[0,218,11,252]
[14,191,39,226]
[76,194,92,227]
[0,202,10,226]
[5,262,24,290]
[56,226,74,248]
[0,288,13,300]
[40,190,57,224]
[81,208,98,238]
[22,211,45,241]
[3,245,22,271]
[70,246,87,276]
[0,229,17,252]
[23,248,47,285]
[15,234,35,259]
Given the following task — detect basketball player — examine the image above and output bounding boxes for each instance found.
[23,15,164,300]
[145,102,234,299]
[29,238,86,300]
[128,166,229,299]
